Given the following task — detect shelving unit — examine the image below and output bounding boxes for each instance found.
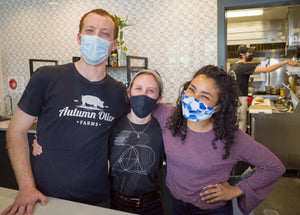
[105,56,148,86]
[126,56,148,86]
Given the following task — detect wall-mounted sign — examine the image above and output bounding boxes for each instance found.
[9,78,17,90]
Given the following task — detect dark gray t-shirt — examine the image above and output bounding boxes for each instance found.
[108,115,165,196]
[18,63,130,204]
[229,62,256,96]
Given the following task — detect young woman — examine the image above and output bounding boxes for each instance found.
[108,70,164,215]
[32,70,165,215]
[152,65,285,215]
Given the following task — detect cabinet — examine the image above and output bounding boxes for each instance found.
[0,131,35,189]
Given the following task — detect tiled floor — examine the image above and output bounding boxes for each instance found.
[254,171,300,215]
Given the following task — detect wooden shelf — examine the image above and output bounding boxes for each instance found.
[106,66,145,69]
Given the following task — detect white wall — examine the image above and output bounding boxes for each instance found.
[0,0,218,106]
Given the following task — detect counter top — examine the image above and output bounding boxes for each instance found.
[0,120,36,134]
[0,187,134,215]
[249,99,277,114]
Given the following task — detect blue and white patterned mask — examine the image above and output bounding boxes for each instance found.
[182,92,217,122]
[80,35,111,65]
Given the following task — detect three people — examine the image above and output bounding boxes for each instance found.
[29,65,285,215]
[2,8,286,215]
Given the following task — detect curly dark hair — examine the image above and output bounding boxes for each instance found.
[167,65,240,159]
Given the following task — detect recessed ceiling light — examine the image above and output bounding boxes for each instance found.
[226,9,263,18]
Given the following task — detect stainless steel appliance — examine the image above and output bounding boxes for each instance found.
[251,97,300,170]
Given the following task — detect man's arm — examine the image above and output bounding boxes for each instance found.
[1,107,47,215]
[254,59,298,73]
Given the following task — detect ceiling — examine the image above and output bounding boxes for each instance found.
[227,4,299,23]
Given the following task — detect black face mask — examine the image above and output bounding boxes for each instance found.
[246,55,254,62]
[130,95,157,118]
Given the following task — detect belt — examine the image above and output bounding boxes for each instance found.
[111,190,159,208]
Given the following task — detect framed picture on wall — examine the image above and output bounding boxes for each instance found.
[29,59,58,76]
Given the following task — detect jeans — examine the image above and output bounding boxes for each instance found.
[172,197,233,215]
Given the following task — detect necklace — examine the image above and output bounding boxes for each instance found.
[128,118,152,138]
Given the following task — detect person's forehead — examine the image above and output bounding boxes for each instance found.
[83,13,114,29]
[134,74,159,87]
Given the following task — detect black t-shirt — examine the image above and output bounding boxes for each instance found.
[108,115,165,196]
[18,63,130,204]
[228,62,256,96]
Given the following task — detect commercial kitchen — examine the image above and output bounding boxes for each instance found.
[0,0,300,214]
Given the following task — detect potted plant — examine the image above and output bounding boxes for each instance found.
[114,14,132,66]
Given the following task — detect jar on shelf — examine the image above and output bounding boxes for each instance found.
[109,53,118,67]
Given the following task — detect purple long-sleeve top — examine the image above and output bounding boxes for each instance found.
[153,103,285,214]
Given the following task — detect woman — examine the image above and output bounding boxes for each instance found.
[108,70,164,215]
[152,65,285,215]
[32,70,165,215]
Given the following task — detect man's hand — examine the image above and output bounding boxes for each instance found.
[287,59,299,66]
[1,187,47,215]
[200,182,243,204]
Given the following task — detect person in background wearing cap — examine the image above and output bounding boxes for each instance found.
[108,70,164,215]
[228,44,298,132]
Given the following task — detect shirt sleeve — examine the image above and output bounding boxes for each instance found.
[152,103,173,129]
[243,63,257,75]
[18,68,50,116]
[233,131,286,214]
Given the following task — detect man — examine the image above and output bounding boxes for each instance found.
[229,44,298,131]
[2,9,130,215]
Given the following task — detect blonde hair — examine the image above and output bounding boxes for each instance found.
[130,70,163,97]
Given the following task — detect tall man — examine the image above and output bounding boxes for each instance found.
[229,44,298,131]
[2,9,130,215]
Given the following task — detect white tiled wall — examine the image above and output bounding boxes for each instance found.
[0,0,217,107]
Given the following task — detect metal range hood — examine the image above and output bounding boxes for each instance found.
[287,6,300,48]
[227,5,300,58]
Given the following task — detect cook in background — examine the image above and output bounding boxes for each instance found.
[228,44,298,132]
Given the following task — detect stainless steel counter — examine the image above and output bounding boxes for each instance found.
[251,102,300,170]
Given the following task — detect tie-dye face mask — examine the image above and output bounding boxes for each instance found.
[181,91,218,122]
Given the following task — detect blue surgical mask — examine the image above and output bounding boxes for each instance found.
[182,92,217,122]
[80,35,111,65]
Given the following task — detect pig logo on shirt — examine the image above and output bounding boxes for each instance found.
[74,95,106,110]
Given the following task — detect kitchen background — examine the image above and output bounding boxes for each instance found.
[0,0,217,108]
